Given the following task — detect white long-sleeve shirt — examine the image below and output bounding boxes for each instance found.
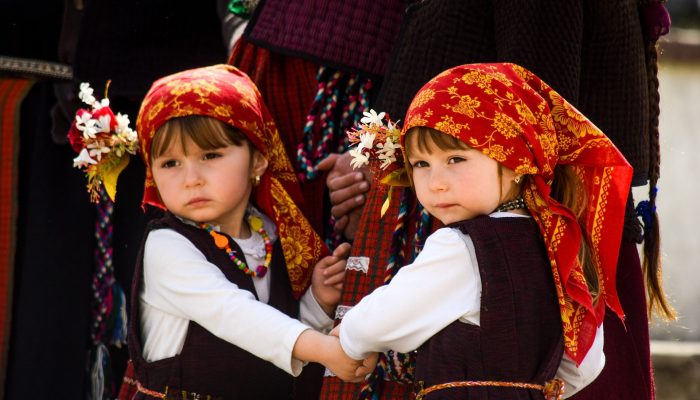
[139,215,333,376]
[339,213,605,398]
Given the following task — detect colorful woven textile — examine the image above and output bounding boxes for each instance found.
[136,64,327,298]
[0,78,33,393]
[402,63,633,365]
[321,183,423,400]
[228,38,326,232]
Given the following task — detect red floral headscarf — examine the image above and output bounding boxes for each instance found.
[136,64,327,298]
[402,63,633,365]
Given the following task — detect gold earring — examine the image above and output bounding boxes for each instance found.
[253,175,261,187]
[514,175,521,184]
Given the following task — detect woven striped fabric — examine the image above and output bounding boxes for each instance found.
[0,77,34,396]
[320,183,421,400]
[228,37,328,233]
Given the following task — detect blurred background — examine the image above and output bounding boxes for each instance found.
[638,1,700,398]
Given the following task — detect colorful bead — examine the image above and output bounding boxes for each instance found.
[200,214,272,277]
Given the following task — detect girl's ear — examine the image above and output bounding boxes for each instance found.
[251,150,269,179]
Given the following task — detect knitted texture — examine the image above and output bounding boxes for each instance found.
[376,0,651,186]
[245,0,404,77]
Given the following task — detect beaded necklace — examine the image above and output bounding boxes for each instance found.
[495,197,526,212]
[200,214,273,277]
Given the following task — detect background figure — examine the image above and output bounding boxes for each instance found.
[329,0,673,399]
[227,0,405,237]
[2,1,227,398]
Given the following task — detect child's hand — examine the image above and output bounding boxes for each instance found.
[329,322,378,379]
[293,330,365,382]
[312,242,351,317]
[323,335,368,382]
[357,352,379,377]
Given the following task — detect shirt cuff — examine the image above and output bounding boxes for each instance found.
[338,322,370,361]
[282,323,311,376]
[300,289,334,333]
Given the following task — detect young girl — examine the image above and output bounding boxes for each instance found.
[126,64,369,399]
[335,63,633,399]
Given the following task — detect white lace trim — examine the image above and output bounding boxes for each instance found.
[346,256,369,274]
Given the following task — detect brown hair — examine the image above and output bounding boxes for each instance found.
[404,127,522,202]
[150,115,253,160]
[406,128,602,301]
[403,127,469,185]
[550,165,601,303]
[639,1,675,319]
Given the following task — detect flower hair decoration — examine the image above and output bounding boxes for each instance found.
[66,81,135,398]
[347,109,409,216]
[68,82,139,202]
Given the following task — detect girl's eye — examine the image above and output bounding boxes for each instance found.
[412,160,429,168]
[160,159,178,169]
[448,156,466,164]
[203,152,222,160]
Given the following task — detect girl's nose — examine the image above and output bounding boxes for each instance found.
[184,164,204,187]
[428,167,449,192]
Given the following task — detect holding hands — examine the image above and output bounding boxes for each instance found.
[293,329,376,382]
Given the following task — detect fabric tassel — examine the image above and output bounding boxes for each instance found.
[110,283,128,348]
[90,343,109,400]
[297,67,372,182]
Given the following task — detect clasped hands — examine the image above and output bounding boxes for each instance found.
[324,325,378,383]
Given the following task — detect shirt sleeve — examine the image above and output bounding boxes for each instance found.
[299,288,334,333]
[142,228,309,376]
[339,228,481,360]
[557,324,606,398]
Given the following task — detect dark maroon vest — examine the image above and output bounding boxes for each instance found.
[127,213,303,399]
[415,216,564,400]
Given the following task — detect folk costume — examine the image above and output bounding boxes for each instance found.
[227,0,405,240]
[358,2,670,398]
[339,63,633,399]
[226,5,410,396]
[124,65,330,399]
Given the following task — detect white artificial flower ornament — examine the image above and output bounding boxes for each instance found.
[73,148,98,168]
[360,109,386,126]
[97,115,113,133]
[78,82,96,106]
[346,109,408,217]
[376,139,399,170]
[359,132,376,150]
[68,81,139,202]
[87,141,111,161]
[348,146,370,169]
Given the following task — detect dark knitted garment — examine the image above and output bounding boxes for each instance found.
[244,0,406,77]
[414,216,563,399]
[127,213,297,399]
[376,0,650,188]
[73,0,227,98]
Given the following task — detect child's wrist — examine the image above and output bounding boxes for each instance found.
[311,287,337,318]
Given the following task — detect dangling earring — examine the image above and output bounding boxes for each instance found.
[514,175,521,184]
[253,175,261,187]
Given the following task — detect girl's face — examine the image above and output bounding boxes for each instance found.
[151,135,267,232]
[406,133,518,225]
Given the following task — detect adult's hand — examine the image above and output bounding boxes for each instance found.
[317,152,371,240]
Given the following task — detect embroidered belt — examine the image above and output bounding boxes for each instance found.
[135,380,167,399]
[132,380,217,400]
[415,378,564,400]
